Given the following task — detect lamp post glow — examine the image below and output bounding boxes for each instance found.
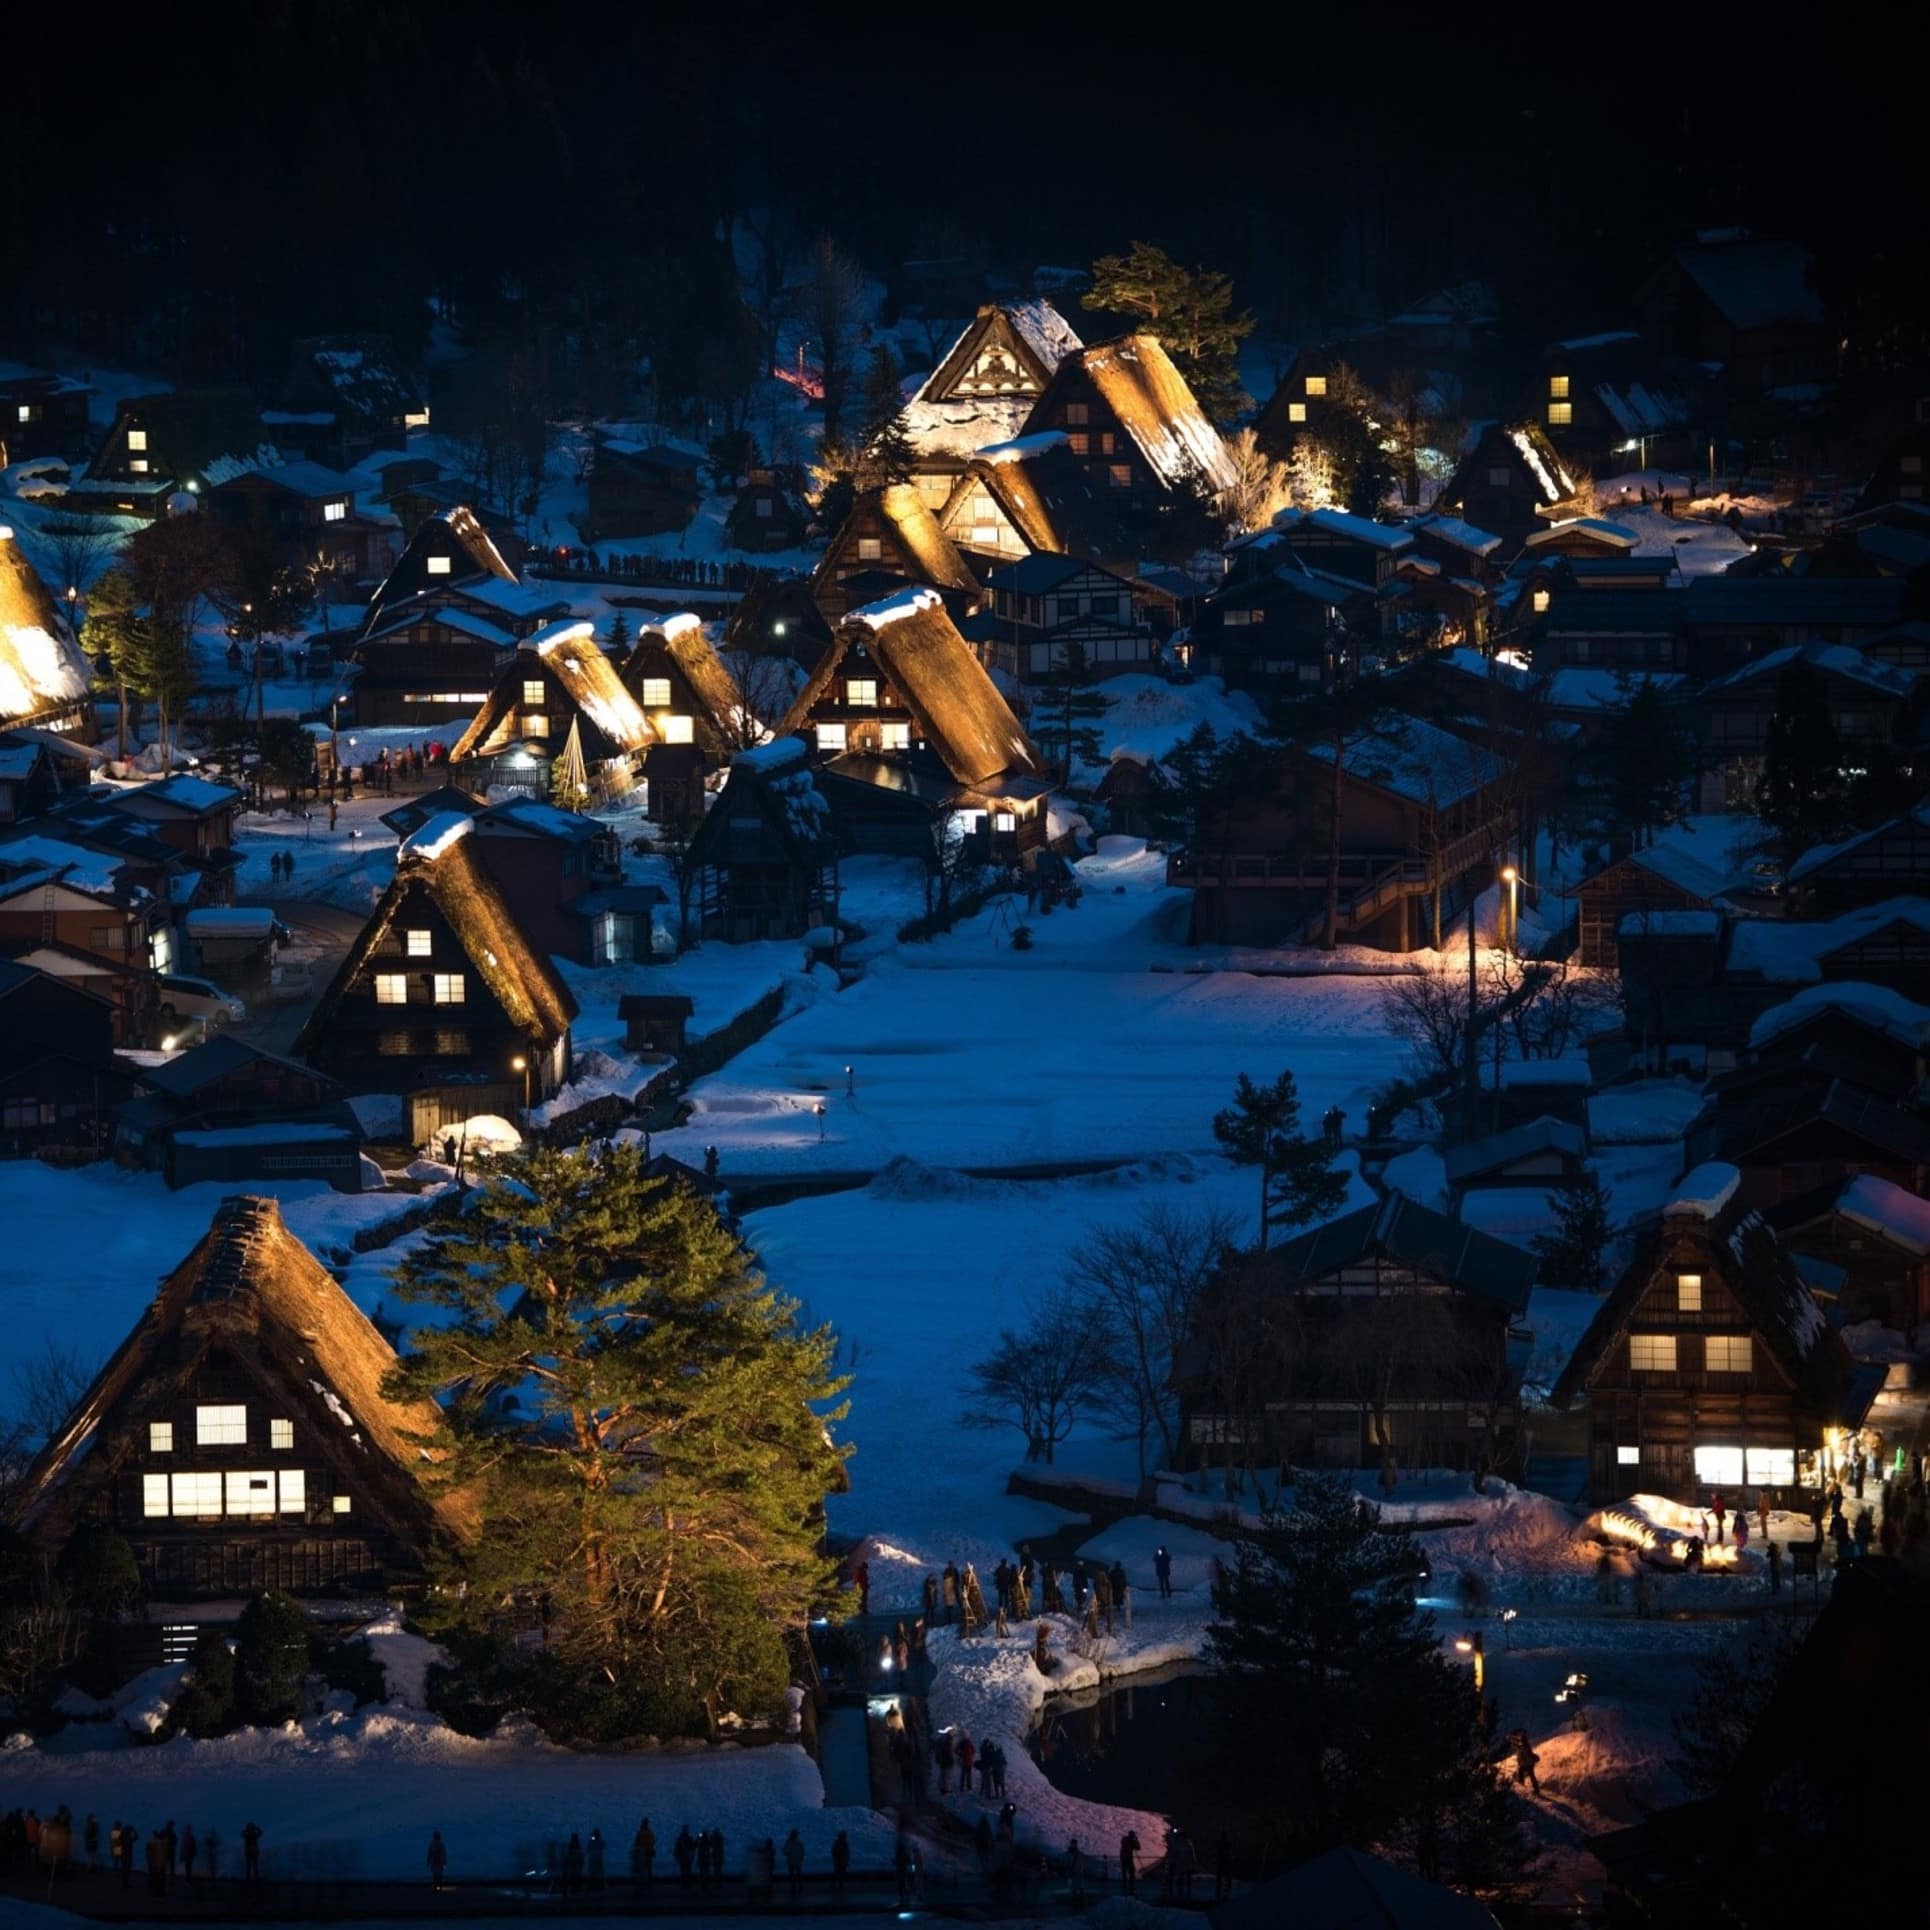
[844,1063,854,1099]
[511,1053,530,1119]
[1454,1631,1486,1698]
[815,1100,827,1142]
[1500,864,1519,956]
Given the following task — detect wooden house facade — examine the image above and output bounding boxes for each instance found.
[0,958,135,1157]
[1190,565,1374,697]
[1577,844,1731,971]
[900,300,1084,509]
[780,590,1051,860]
[1171,718,1515,951]
[1181,1194,1536,1477]
[205,461,387,581]
[975,554,1160,683]
[724,469,809,551]
[293,816,576,1102]
[582,439,702,541]
[935,435,1136,576]
[0,368,92,461]
[812,484,981,624]
[1767,1174,1930,1333]
[0,735,65,825]
[0,839,167,1042]
[1436,422,1583,557]
[1554,1167,1855,1504]
[66,391,267,518]
[10,1195,463,1605]
[683,739,839,944]
[1787,804,1930,911]
[450,621,652,802]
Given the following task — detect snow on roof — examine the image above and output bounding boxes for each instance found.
[1005,297,1082,375]
[1,530,90,725]
[1508,427,1576,503]
[1837,1174,1930,1257]
[1410,513,1503,557]
[1523,517,1638,550]
[1554,329,1642,352]
[1788,800,1930,884]
[975,430,1069,465]
[1665,1162,1741,1220]
[126,772,242,814]
[527,618,597,656]
[400,812,474,862]
[1705,641,1917,700]
[174,1123,357,1149]
[647,611,703,640]
[1617,908,1723,938]
[1595,381,1690,438]
[1309,716,1509,808]
[0,834,130,897]
[1272,506,1414,551]
[1080,335,1239,495]
[1588,1077,1708,1146]
[1749,980,1930,1053]
[1491,1056,1592,1088]
[1725,897,1930,984]
[1672,239,1822,331]
[1545,667,1683,711]
[733,735,810,774]
[849,585,942,633]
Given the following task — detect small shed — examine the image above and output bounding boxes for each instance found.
[619,993,695,1056]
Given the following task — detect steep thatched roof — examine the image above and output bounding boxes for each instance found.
[903,301,1085,459]
[294,824,577,1056]
[364,505,520,633]
[877,484,981,593]
[940,437,1136,568]
[780,589,1044,788]
[1073,334,1239,494]
[622,612,745,738]
[450,620,651,766]
[0,527,90,727]
[11,1194,470,1550]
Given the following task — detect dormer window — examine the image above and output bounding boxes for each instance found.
[1628,1334,1676,1373]
[1704,1335,1752,1374]
[1531,588,1551,614]
[1065,403,1089,426]
[406,929,432,958]
[1547,403,1573,426]
[659,714,694,744]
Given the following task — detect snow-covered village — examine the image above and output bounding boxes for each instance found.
[0,14,1924,1929]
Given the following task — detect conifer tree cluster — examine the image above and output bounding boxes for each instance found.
[387,1143,850,1742]
[1087,242,1255,425]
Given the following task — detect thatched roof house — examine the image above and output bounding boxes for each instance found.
[294,814,577,1098]
[0,526,92,736]
[11,1194,466,1603]
[619,613,745,751]
[450,619,651,800]
[683,736,839,943]
[362,504,520,635]
[935,433,1136,573]
[812,483,982,623]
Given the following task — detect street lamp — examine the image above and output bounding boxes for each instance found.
[1500,865,1519,956]
[511,1053,530,1120]
[815,1100,827,1142]
[844,1063,855,1099]
[1454,1631,1486,1698]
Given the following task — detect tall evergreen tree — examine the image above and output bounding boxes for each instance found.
[387,1144,849,1742]
[235,1590,311,1726]
[1205,1476,1473,1860]
[1212,1070,1348,1250]
[1038,639,1108,783]
[1530,1169,1615,1291]
[1086,241,1255,425]
[602,608,632,657]
[857,345,915,486]
[79,566,144,758]
[1755,658,1848,856]
[1588,678,1701,849]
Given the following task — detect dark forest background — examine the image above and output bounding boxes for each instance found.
[4,3,1923,406]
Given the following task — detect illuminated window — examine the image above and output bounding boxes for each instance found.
[433,1029,469,1055]
[1745,1446,1794,1485]
[129,459,149,473]
[323,500,347,523]
[1704,1335,1752,1374]
[1694,1445,1743,1487]
[1548,375,1570,400]
[1065,403,1089,426]
[1099,433,1115,455]
[1288,403,1307,423]
[659,714,694,744]
[374,973,408,1005]
[278,1469,306,1514]
[1677,1273,1702,1312]
[1531,588,1551,614]
[881,721,910,751]
[1547,403,1573,427]
[846,678,878,707]
[270,1418,294,1450]
[433,974,465,1005]
[524,712,548,737]
[225,1471,276,1516]
[1628,1334,1676,1373]
[1109,465,1133,488]
[523,680,545,706]
[127,429,148,451]
[333,1494,352,1515]
[196,1404,247,1446]
[171,1471,223,1515]
[377,1030,412,1055]
[1305,376,1327,396]
[143,1474,169,1517]
[994,811,1017,833]
[1067,433,1090,456]
[406,929,432,958]
[816,723,848,753]
[18,403,34,423]
[426,554,452,575]
[641,677,672,708]
[857,537,883,561]
[1617,1445,1640,1466]
[150,1422,174,1453]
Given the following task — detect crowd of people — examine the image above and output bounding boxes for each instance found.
[2,1808,264,1892]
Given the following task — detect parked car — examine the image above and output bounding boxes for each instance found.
[156,973,247,1028]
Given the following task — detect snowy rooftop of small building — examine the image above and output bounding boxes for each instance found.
[1270,507,1415,551]
[1837,1174,1930,1257]
[733,735,810,774]
[1725,897,1930,983]
[1749,980,1930,1053]
[1523,517,1639,551]
[1553,329,1642,352]
[1664,1161,1742,1220]
[121,772,242,814]
[1408,513,1503,557]
[0,834,129,898]
[1704,641,1918,700]
[400,812,474,861]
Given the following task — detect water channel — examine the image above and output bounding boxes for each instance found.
[1028,1662,1210,1828]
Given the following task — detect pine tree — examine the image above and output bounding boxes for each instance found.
[858,346,915,487]
[602,608,632,657]
[1530,1169,1615,1291]
[1086,241,1255,425]
[1756,658,1848,857]
[80,566,145,758]
[1039,638,1108,784]
[235,1590,311,1726]
[1205,1475,1469,1861]
[386,1143,850,1742]
[1212,1070,1348,1250]
[1588,679,1701,849]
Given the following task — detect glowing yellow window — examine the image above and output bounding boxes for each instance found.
[1304,376,1327,396]
[1677,1272,1702,1312]
[1547,403,1573,426]
[1288,403,1307,423]
[1549,375,1570,399]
